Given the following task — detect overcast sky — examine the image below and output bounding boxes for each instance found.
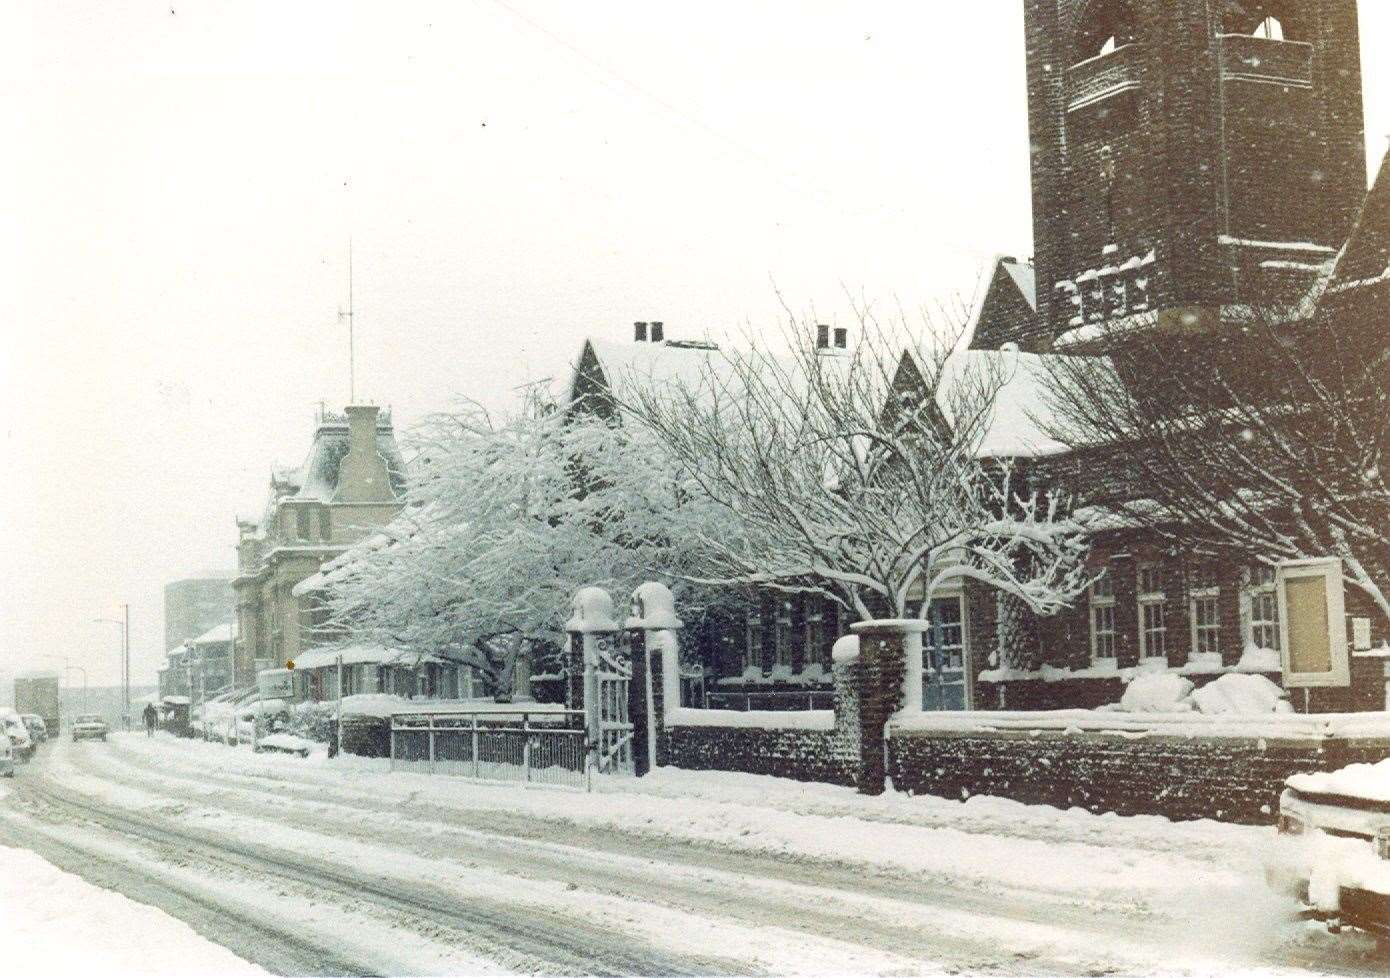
[3,2,1388,688]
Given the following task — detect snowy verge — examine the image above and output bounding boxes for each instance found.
[665,706,835,731]
[0,844,264,976]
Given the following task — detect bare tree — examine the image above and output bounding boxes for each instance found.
[618,314,1092,622]
[1039,307,1390,622]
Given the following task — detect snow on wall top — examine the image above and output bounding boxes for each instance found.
[890,708,1390,741]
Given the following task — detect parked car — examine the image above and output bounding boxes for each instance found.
[0,730,14,778]
[0,710,34,761]
[21,714,47,745]
[1271,759,1390,946]
[70,714,109,742]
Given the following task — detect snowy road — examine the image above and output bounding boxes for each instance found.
[0,734,1384,977]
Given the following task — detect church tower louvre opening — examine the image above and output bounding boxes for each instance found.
[1022,0,1366,348]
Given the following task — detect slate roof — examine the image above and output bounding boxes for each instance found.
[289,414,408,504]
[1325,149,1390,296]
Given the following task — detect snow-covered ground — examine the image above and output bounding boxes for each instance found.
[0,732,1384,976]
[0,835,263,976]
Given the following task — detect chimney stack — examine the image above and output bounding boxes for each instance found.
[650,321,664,343]
[815,324,830,350]
[833,327,848,350]
[634,322,649,342]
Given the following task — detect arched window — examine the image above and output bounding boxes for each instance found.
[1074,0,1137,64]
[1223,2,1300,41]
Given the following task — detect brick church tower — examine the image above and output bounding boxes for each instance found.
[1022,0,1366,349]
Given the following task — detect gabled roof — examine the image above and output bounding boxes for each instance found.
[1324,149,1390,296]
[964,256,1041,352]
[567,337,733,411]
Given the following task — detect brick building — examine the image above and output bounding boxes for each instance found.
[931,0,1390,715]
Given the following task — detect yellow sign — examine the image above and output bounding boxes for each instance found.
[286,660,295,670]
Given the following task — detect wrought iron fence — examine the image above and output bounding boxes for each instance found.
[706,688,835,712]
[389,709,589,790]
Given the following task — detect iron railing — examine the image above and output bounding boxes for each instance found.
[706,688,835,712]
[389,710,589,790]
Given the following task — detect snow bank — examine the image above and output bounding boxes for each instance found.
[1235,645,1282,673]
[1120,673,1194,713]
[1287,757,1390,803]
[257,733,318,755]
[0,845,263,976]
[665,706,835,731]
[1188,674,1292,716]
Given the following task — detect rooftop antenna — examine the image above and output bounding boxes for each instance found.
[338,238,356,404]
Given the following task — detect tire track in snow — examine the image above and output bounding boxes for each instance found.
[9,775,750,978]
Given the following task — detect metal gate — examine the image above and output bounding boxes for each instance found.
[586,644,634,776]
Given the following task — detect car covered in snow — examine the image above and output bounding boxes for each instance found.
[1273,759,1390,944]
[0,709,34,761]
[0,729,14,777]
[21,714,48,745]
[70,714,109,742]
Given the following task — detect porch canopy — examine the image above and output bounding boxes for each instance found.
[290,644,454,672]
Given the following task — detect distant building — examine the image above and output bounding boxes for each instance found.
[232,405,407,686]
[164,575,234,652]
[158,623,235,702]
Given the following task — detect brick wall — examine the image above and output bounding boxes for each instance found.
[888,725,1390,825]
[657,660,862,788]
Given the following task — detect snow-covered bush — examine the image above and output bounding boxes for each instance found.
[1110,670,1292,715]
[1120,673,1195,713]
[1188,673,1292,715]
[288,701,336,744]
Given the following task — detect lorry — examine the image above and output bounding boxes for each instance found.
[14,673,62,737]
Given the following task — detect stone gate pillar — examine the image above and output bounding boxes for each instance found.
[628,582,684,772]
[849,619,929,795]
[563,587,621,761]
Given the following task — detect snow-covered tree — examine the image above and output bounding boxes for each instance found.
[319,389,737,696]
[617,318,1092,622]
[1038,308,1390,623]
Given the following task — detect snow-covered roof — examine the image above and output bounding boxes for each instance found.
[191,623,233,645]
[1325,148,1390,297]
[289,644,451,671]
[291,526,410,597]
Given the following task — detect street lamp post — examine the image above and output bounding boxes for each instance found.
[94,607,130,730]
[38,655,88,716]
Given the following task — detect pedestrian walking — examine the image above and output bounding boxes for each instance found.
[142,702,158,737]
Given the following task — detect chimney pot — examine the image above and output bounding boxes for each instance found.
[833,327,848,349]
[634,322,648,342]
[816,324,829,349]
[650,321,664,343]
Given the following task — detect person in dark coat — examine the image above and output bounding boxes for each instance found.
[142,703,158,737]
